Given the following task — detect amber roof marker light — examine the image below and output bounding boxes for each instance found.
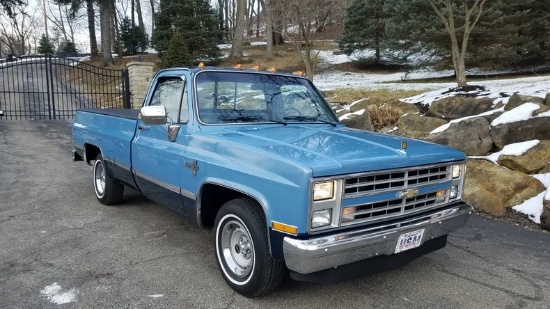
[198,62,205,69]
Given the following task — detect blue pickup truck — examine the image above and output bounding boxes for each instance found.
[73,66,472,297]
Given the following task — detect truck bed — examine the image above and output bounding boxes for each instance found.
[73,109,139,171]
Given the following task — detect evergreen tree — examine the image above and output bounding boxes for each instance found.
[37,34,55,54]
[58,41,78,54]
[161,32,193,68]
[470,0,550,68]
[338,0,389,64]
[119,16,149,55]
[152,0,221,63]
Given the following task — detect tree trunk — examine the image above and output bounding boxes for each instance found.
[87,0,99,58]
[217,0,224,39]
[263,0,273,58]
[135,0,145,36]
[224,0,231,40]
[272,6,285,45]
[149,0,156,30]
[230,0,246,59]
[99,0,113,66]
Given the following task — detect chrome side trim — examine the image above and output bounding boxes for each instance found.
[134,170,197,200]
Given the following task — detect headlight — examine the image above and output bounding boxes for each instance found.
[311,209,332,228]
[313,181,335,201]
[452,165,461,179]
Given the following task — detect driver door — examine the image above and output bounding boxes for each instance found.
[131,73,193,215]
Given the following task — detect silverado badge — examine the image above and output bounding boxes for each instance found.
[185,160,199,176]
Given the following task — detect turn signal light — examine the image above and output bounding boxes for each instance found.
[272,221,298,235]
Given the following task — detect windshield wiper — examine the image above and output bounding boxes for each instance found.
[283,115,337,126]
[220,116,263,122]
[267,119,288,125]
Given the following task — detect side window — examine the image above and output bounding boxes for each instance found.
[149,77,185,123]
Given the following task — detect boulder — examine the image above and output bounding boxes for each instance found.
[429,96,494,119]
[388,99,419,115]
[497,140,550,174]
[505,93,546,111]
[541,194,550,231]
[491,116,550,149]
[349,98,371,113]
[463,159,546,214]
[396,113,447,139]
[340,109,374,131]
[426,117,493,156]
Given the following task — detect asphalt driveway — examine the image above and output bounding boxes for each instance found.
[0,120,549,308]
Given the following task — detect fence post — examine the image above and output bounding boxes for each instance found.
[126,62,154,109]
[121,69,131,109]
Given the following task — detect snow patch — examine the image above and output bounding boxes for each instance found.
[491,103,541,126]
[148,294,164,298]
[512,173,550,224]
[484,140,540,163]
[40,283,77,305]
[430,109,503,134]
[339,109,365,121]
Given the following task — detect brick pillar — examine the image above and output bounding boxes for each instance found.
[127,62,154,109]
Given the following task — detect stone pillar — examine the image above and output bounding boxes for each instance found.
[127,62,154,108]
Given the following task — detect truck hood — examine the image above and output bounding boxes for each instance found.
[209,125,466,177]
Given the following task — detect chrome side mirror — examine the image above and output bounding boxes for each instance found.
[140,106,167,125]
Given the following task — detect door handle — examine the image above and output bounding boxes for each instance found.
[138,125,150,131]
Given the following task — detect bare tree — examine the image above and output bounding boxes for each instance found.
[276,0,336,80]
[428,0,488,87]
[0,1,39,56]
[229,0,246,59]
[41,1,87,45]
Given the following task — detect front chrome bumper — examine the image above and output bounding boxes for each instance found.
[283,201,472,274]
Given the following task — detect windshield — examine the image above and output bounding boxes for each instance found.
[195,71,338,125]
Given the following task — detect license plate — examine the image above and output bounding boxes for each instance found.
[395,229,425,253]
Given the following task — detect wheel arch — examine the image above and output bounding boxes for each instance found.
[83,143,102,165]
[197,181,269,229]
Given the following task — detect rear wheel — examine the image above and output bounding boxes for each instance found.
[214,198,285,297]
[93,154,124,205]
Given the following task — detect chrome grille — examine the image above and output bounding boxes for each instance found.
[344,165,450,198]
[341,190,449,226]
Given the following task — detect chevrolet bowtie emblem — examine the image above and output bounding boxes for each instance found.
[397,188,419,199]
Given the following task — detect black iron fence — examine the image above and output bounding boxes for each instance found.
[0,55,130,120]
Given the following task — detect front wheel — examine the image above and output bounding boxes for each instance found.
[214,198,285,297]
[93,153,124,205]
